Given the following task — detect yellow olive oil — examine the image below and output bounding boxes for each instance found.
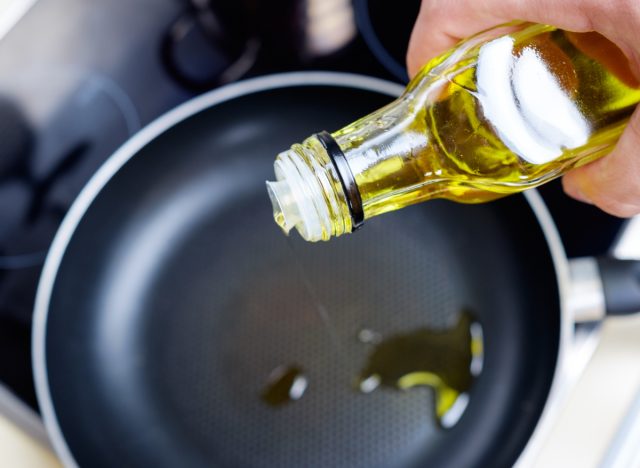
[355,311,483,428]
[267,23,640,241]
[261,365,308,406]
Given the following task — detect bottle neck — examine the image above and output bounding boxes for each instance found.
[266,134,353,242]
[332,90,438,218]
[315,131,364,229]
[267,91,437,242]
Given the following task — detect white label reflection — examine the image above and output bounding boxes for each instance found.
[476,36,589,164]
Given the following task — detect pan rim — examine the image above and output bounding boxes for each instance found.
[31,71,571,468]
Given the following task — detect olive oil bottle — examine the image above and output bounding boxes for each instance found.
[266,23,640,241]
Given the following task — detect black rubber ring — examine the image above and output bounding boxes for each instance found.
[316,131,364,230]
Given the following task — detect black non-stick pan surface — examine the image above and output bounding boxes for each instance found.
[34,74,560,468]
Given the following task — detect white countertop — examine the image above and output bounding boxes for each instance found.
[0,385,60,468]
[533,315,640,468]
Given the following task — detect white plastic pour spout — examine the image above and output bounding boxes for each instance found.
[266,179,302,235]
[266,148,331,242]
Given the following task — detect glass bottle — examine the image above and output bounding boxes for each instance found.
[266,22,640,241]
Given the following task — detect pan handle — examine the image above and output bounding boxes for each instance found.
[568,257,606,323]
[596,258,640,316]
[568,257,640,323]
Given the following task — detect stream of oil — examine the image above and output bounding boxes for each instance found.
[259,239,346,408]
[284,237,345,356]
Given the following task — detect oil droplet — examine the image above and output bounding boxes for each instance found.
[274,210,287,232]
[356,311,483,428]
[261,365,308,407]
[357,328,382,344]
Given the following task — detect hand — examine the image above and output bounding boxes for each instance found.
[407,0,640,217]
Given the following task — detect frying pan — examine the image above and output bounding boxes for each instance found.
[32,73,640,468]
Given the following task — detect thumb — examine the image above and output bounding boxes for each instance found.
[562,108,640,217]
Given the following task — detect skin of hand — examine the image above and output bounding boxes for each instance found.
[406,0,640,217]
